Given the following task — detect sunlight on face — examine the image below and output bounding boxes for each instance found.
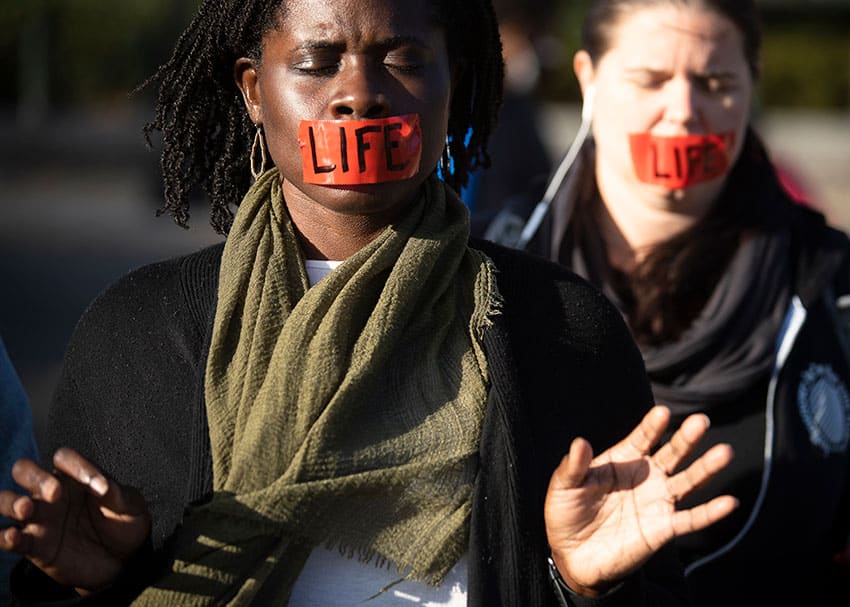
[583,4,753,208]
[241,0,453,216]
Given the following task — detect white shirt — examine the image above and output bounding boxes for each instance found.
[289,545,468,606]
[305,259,343,286]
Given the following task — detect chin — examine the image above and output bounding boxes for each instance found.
[302,178,425,215]
[654,180,722,215]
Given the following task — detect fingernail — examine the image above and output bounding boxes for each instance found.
[90,476,108,496]
[79,471,91,485]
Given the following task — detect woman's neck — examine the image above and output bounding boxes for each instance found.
[595,164,722,271]
[288,209,389,261]
[281,181,413,261]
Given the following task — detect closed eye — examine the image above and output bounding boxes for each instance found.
[290,44,343,76]
[625,69,670,90]
[383,51,426,74]
[378,36,431,75]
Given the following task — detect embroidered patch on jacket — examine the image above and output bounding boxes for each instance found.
[797,363,850,454]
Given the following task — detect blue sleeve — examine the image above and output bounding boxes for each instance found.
[0,336,38,605]
[0,337,38,491]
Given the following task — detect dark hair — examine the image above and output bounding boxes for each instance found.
[143,0,503,234]
[581,0,762,78]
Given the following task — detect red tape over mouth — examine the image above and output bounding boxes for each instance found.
[629,132,735,189]
[298,114,422,185]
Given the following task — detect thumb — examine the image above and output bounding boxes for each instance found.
[550,437,594,491]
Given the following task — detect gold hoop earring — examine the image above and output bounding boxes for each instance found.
[251,125,267,180]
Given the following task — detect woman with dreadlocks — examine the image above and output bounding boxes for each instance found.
[2,0,734,604]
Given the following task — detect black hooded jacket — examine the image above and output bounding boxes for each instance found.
[534,131,850,606]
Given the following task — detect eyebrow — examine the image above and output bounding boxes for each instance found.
[291,41,346,53]
[375,35,431,51]
[623,67,738,79]
[291,35,431,54]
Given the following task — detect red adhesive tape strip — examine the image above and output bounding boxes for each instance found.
[629,132,735,189]
[298,114,422,185]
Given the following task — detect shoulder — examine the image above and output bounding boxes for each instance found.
[791,204,850,251]
[50,243,223,456]
[69,243,223,349]
[787,205,850,300]
[472,241,653,460]
[471,239,653,449]
[88,242,223,313]
[472,238,634,355]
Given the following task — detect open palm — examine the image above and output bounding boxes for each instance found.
[544,406,737,596]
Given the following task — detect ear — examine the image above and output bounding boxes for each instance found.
[573,50,596,99]
[234,57,263,125]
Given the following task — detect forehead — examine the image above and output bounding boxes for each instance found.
[605,5,745,71]
[275,0,439,44]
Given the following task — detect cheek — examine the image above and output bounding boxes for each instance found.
[594,81,658,139]
[260,83,318,172]
[422,107,449,168]
[715,93,750,132]
[592,96,642,160]
[722,97,752,164]
[415,86,452,173]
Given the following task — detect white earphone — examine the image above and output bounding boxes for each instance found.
[512,83,596,250]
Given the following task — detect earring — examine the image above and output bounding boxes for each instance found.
[440,135,452,177]
[250,124,267,180]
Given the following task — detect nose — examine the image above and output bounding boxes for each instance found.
[662,77,700,131]
[329,59,390,120]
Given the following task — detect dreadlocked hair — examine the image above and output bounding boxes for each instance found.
[142,0,503,234]
[432,0,504,193]
[142,0,284,234]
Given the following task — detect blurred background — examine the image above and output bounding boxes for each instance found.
[0,0,848,447]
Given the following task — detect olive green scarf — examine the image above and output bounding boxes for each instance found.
[132,169,500,606]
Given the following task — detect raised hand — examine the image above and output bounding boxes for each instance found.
[0,448,151,593]
[544,405,737,596]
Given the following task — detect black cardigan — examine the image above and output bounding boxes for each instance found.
[13,240,691,606]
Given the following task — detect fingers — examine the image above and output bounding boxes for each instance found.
[54,449,147,518]
[10,450,109,505]
[620,406,671,457]
[0,489,39,556]
[550,438,594,490]
[0,527,24,552]
[0,492,37,556]
[0,491,35,522]
[667,443,734,501]
[11,459,63,503]
[671,495,739,537]
[652,413,711,475]
[53,449,109,497]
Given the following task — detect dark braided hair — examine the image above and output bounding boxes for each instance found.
[143,0,503,234]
